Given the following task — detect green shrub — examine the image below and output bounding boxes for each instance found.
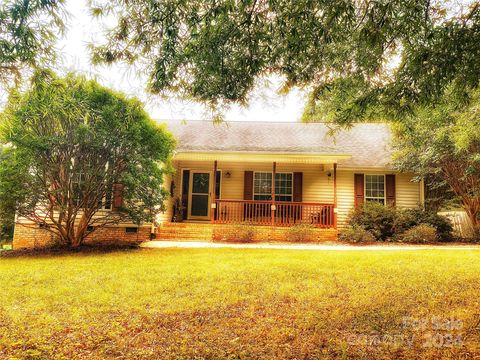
[393,208,453,241]
[213,222,256,243]
[347,203,454,242]
[339,225,376,243]
[347,202,397,241]
[398,224,438,243]
[286,224,316,242]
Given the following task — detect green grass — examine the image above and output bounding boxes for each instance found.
[1,248,480,359]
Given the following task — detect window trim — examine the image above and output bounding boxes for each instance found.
[364,174,386,205]
[252,171,294,202]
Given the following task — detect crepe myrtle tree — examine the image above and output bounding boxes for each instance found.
[0,70,175,247]
[393,87,480,238]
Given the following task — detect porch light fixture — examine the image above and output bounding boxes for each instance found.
[211,203,217,209]
[271,204,276,211]
[225,171,231,178]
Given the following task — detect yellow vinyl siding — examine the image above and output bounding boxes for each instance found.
[335,170,421,228]
[156,173,174,225]
[168,160,422,228]
[336,170,355,228]
[396,173,422,208]
[15,158,422,231]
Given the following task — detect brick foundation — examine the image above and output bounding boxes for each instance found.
[157,222,337,242]
[12,225,58,249]
[212,224,338,242]
[12,223,152,249]
[13,221,338,249]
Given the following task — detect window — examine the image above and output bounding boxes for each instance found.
[275,173,293,202]
[70,159,114,210]
[103,185,113,210]
[97,181,113,210]
[72,173,113,210]
[254,172,272,200]
[125,227,138,233]
[365,175,385,204]
[253,172,293,202]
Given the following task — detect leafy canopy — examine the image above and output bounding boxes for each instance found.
[90,0,480,122]
[393,87,480,235]
[0,0,66,88]
[0,70,175,246]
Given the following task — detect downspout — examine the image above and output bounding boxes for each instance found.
[419,177,425,208]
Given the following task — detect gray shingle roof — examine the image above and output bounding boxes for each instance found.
[164,120,393,169]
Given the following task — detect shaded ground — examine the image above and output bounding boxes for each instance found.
[1,248,479,359]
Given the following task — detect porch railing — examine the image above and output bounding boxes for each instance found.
[214,199,335,228]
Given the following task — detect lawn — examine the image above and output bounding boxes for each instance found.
[1,248,479,359]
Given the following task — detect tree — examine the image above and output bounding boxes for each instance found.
[90,0,480,120]
[0,0,65,88]
[302,2,480,124]
[0,70,176,247]
[0,146,15,243]
[393,87,480,237]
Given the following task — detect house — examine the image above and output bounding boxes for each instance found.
[154,121,424,241]
[12,121,424,247]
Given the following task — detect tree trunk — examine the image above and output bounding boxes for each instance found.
[469,213,479,240]
[464,205,480,240]
[72,213,90,247]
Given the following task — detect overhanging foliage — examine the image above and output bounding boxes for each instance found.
[89,0,479,122]
[0,0,66,88]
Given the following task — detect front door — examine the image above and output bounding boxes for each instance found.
[188,171,211,220]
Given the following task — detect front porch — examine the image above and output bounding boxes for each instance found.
[168,153,349,231]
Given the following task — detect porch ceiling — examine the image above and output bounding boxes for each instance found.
[173,151,352,164]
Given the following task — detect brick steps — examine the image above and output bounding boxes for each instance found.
[157,222,214,241]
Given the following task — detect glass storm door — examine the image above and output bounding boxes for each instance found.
[189,171,211,220]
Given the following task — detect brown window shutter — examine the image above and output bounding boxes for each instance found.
[49,181,59,206]
[181,170,190,219]
[293,172,303,202]
[354,174,364,207]
[244,171,253,200]
[386,174,396,206]
[112,183,124,210]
